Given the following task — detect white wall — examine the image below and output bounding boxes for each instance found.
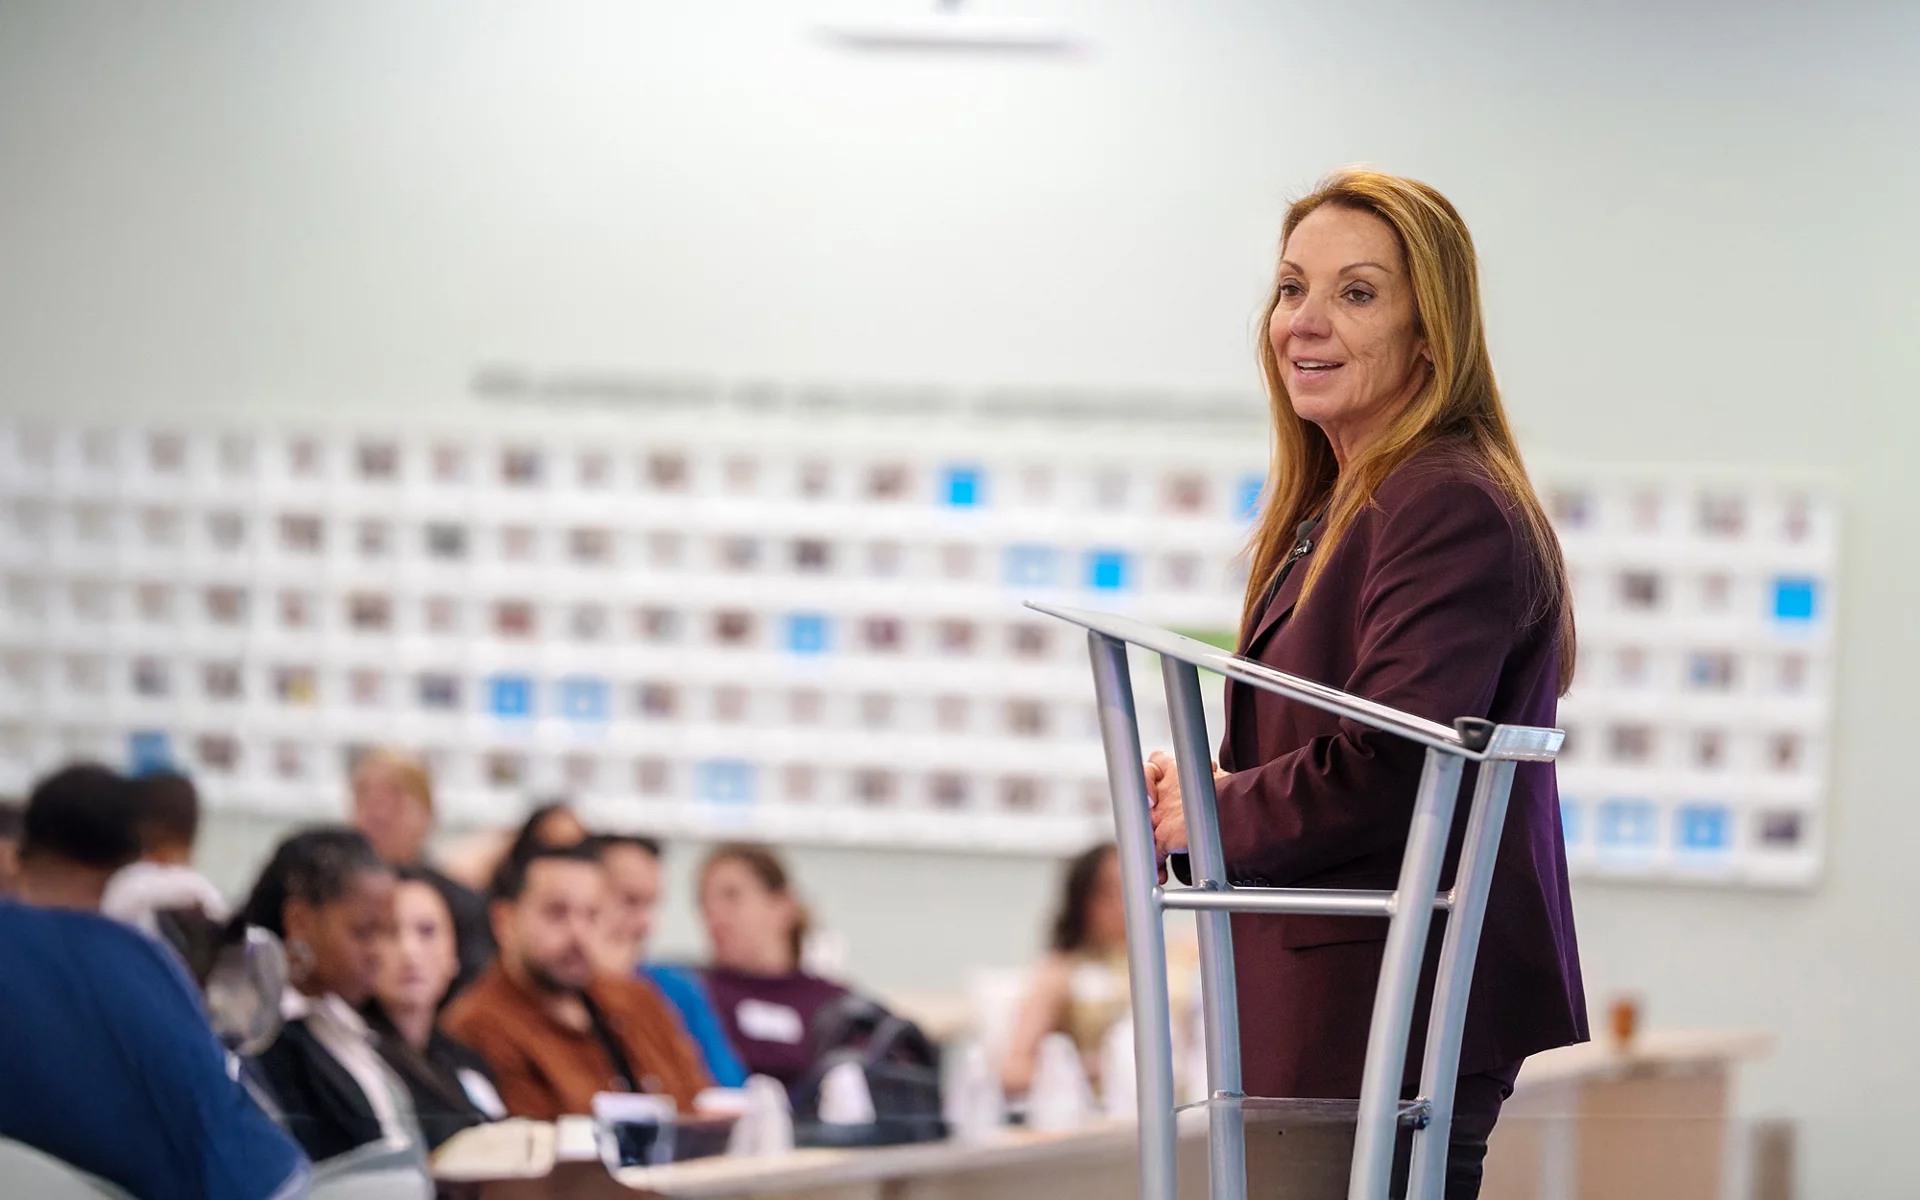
[3,2,1917,1193]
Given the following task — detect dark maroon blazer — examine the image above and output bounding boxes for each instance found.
[1214,439,1587,1098]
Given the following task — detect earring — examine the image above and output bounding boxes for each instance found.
[286,938,315,984]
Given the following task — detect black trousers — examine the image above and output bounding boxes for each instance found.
[1390,1059,1523,1200]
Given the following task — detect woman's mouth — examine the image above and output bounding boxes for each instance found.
[1292,359,1344,376]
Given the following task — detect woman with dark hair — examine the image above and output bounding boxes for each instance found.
[239,827,421,1164]
[998,843,1130,1096]
[697,843,848,1091]
[363,868,506,1150]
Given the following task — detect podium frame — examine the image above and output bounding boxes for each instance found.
[1029,604,1563,1200]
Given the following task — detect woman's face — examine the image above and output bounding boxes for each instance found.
[699,859,795,973]
[1086,851,1128,952]
[376,879,458,1014]
[288,868,397,1005]
[1268,204,1429,458]
[353,763,432,866]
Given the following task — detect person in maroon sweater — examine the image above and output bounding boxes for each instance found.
[697,844,848,1092]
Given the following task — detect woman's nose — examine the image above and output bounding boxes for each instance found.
[1288,300,1332,341]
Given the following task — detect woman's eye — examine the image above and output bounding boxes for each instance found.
[1277,282,1304,299]
[1344,288,1374,305]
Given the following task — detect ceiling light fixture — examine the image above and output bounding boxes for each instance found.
[815,0,1090,56]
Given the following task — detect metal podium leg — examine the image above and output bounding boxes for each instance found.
[1162,659,1246,1200]
[1406,760,1517,1200]
[1088,632,1179,1200]
[1349,749,1464,1200]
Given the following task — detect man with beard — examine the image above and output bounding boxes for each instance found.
[443,843,708,1119]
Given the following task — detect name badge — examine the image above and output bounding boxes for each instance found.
[458,1068,508,1119]
[736,998,805,1045]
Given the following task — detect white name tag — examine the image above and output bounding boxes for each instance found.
[459,1068,508,1120]
[736,998,805,1045]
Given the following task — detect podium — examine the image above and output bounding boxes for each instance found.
[1030,604,1564,1200]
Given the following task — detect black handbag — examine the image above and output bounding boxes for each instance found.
[791,994,948,1148]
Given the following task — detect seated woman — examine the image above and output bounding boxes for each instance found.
[239,827,421,1163]
[697,844,849,1092]
[1000,843,1132,1097]
[363,869,507,1150]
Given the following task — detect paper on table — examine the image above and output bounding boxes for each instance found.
[1027,1033,1094,1132]
[430,1119,556,1181]
[554,1114,601,1162]
[818,1061,878,1125]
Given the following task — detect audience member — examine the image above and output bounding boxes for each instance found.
[699,844,850,1091]
[439,799,590,900]
[364,868,508,1149]
[101,769,229,937]
[239,827,422,1163]
[594,834,748,1087]
[1000,843,1132,1096]
[352,748,494,997]
[443,844,708,1119]
[0,797,21,896]
[0,764,309,1200]
[12,763,143,911]
[503,799,590,861]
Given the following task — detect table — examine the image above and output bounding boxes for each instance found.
[1481,1029,1774,1200]
[476,1119,1213,1200]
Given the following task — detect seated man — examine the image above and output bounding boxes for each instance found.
[0,797,20,896]
[101,769,229,937]
[1,763,309,1200]
[444,844,709,1119]
[593,834,748,1088]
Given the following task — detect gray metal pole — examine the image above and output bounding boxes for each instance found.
[1087,632,1179,1200]
[1348,748,1464,1200]
[1161,659,1246,1200]
[1405,760,1517,1200]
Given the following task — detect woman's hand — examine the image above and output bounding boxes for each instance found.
[1144,751,1230,862]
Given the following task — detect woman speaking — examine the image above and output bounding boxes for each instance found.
[1145,170,1587,1199]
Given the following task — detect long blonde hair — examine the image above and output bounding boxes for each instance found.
[1244,168,1576,691]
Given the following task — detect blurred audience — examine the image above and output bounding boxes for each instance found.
[101,769,228,937]
[0,797,21,896]
[12,762,142,911]
[444,844,708,1118]
[364,869,507,1150]
[594,834,749,1087]
[352,748,494,998]
[699,844,850,1092]
[239,827,422,1163]
[504,800,589,861]
[1001,843,1130,1096]
[0,763,309,1200]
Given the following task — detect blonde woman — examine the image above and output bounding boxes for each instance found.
[350,748,494,997]
[1145,170,1586,1199]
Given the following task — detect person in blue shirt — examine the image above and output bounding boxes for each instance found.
[592,833,749,1087]
[1,763,309,1200]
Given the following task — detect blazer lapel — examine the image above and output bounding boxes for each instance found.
[1244,541,1315,659]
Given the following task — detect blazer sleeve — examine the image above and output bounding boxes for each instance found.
[1214,477,1525,885]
